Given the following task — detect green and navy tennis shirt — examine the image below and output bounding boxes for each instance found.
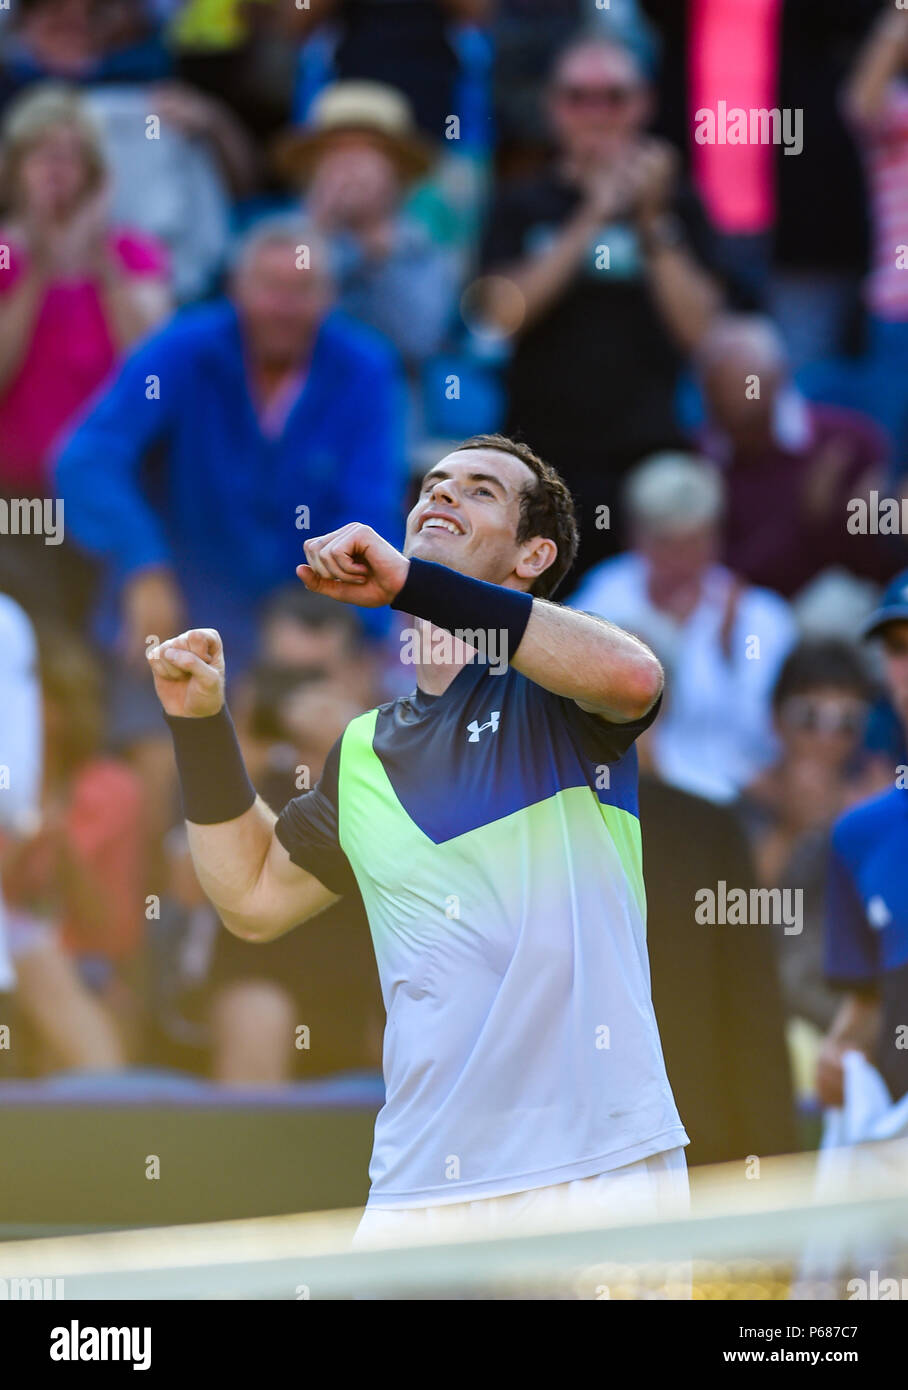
[275,659,689,1208]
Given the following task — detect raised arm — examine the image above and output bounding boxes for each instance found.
[147,628,338,942]
[509,600,662,722]
[298,524,663,723]
[843,7,908,126]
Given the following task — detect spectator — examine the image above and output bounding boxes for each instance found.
[2,627,143,1074]
[0,85,170,506]
[478,33,723,580]
[274,80,462,440]
[819,569,908,1106]
[0,0,260,300]
[745,641,879,893]
[258,584,378,711]
[742,642,882,1055]
[697,315,893,599]
[569,451,797,803]
[56,216,406,850]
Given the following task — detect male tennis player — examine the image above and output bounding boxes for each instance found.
[148,433,689,1246]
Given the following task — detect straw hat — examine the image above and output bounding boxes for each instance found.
[273,81,434,186]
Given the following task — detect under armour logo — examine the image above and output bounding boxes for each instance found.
[467,711,500,742]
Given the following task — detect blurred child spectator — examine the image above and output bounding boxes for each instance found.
[2,627,145,1074]
[274,80,462,442]
[697,315,894,599]
[478,33,723,580]
[569,451,797,803]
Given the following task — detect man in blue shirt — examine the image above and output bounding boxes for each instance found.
[820,569,908,1105]
[55,216,407,681]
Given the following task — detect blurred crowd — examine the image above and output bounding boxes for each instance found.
[1,0,908,1166]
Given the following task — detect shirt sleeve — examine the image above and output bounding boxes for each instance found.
[823,829,880,989]
[273,738,358,897]
[563,690,663,765]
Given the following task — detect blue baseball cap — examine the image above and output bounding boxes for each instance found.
[862,569,908,638]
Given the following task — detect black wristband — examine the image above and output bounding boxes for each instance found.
[164,705,257,825]
[390,557,533,660]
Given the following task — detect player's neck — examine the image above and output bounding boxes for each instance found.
[413,620,479,696]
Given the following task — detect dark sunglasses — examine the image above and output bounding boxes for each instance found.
[779,696,866,736]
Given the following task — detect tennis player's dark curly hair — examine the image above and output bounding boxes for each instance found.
[454,433,579,600]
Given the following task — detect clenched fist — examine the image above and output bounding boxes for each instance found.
[146,628,226,718]
[298,523,409,607]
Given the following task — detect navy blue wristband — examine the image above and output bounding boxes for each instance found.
[164,706,257,825]
[390,557,533,660]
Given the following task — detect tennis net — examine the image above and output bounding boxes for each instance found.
[1,1140,907,1300]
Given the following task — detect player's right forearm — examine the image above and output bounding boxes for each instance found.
[165,703,272,933]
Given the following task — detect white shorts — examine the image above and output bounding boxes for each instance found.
[352,1146,690,1250]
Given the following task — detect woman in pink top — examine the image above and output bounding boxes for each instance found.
[0,82,171,497]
